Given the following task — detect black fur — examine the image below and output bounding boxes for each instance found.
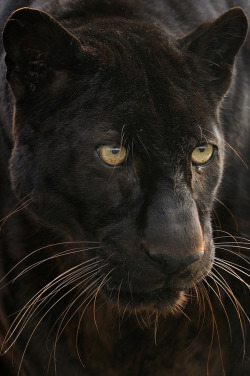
[0,1,249,375]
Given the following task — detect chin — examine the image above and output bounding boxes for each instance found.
[100,283,188,314]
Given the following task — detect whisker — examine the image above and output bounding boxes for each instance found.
[214,240,250,245]
[13,247,102,282]
[214,260,250,289]
[0,242,101,285]
[213,229,240,246]
[85,265,117,335]
[49,273,106,371]
[134,308,145,330]
[200,281,226,376]
[214,198,239,232]
[17,270,104,376]
[75,268,116,369]
[0,195,33,231]
[195,284,206,331]
[153,312,159,346]
[199,282,216,376]
[136,133,151,160]
[215,247,250,267]
[215,257,250,276]
[214,237,250,243]
[204,277,232,339]
[215,243,250,250]
[28,263,102,330]
[2,259,102,351]
[210,270,247,321]
[223,139,248,169]
[210,268,248,357]
[203,128,248,169]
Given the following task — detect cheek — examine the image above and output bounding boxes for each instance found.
[10,144,39,200]
[191,164,223,207]
[74,169,142,232]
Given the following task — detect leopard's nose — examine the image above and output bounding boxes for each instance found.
[148,250,204,274]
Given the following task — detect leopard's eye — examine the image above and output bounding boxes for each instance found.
[191,144,215,166]
[98,145,127,166]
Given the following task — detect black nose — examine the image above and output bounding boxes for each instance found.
[149,251,204,274]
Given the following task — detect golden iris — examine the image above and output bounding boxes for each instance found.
[191,144,214,165]
[99,145,127,166]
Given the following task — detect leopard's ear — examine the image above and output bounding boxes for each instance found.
[180,7,249,96]
[3,8,93,99]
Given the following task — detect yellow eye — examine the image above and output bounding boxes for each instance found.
[98,145,127,166]
[191,144,214,166]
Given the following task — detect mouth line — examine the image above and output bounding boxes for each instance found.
[99,282,185,312]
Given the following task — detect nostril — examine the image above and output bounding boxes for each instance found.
[148,251,203,274]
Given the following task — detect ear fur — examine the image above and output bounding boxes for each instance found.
[2,8,88,99]
[183,7,248,63]
[179,7,249,95]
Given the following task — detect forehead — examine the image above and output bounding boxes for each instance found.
[75,24,220,149]
[91,73,217,150]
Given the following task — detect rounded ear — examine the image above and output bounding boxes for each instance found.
[179,7,249,95]
[181,7,248,64]
[2,7,91,99]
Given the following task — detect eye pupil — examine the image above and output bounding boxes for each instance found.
[198,146,206,153]
[112,148,119,155]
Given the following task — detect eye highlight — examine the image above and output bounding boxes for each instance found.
[98,145,127,166]
[191,144,215,166]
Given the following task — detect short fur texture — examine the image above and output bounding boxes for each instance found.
[0,0,249,375]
